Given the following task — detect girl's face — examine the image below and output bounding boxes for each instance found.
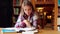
[23,5,32,16]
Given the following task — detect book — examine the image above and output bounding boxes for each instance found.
[1,28,16,32]
[14,8,19,15]
[13,16,16,23]
[13,0,16,6]
[16,0,20,6]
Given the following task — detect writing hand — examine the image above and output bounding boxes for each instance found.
[23,20,31,28]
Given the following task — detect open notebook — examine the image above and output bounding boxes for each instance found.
[1,27,37,32]
[1,28,16,32]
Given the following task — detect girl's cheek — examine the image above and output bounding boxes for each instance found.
[29,11,32,14]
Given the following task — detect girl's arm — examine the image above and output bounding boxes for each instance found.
[33,14,40,29]
[14,15,31,28]
[14,15,21,28]
[33,20,38,28]
[33,19,41,29]
[23,20,32,28]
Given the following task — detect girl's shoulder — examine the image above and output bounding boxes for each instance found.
[33,12,39,20]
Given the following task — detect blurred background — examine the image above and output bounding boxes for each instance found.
[0,0,59,30]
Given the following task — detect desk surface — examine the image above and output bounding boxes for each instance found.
[0,28,60,34]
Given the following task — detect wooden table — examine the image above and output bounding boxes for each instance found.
[0,28,60,34]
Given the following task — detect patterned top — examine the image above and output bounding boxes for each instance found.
[14,13,38,28]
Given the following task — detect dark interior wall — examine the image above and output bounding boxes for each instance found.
[0,0,13,27]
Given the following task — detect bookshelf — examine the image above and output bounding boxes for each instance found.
[35,4,55,29]
[12,0,22,26]
[35,0,54,4]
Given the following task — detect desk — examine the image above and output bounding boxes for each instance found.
[0,28,60,34]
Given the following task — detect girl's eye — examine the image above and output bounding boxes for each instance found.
[28,9,30,11]
[25,9,26,11]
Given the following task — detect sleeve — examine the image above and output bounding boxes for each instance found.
[33,14,38,28]
[33,20,37,28]
[14,15,22,28]
[14,15,26,28]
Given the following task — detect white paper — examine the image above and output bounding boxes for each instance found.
[2,27,37,32]
[15,27,36,31]
[22,31,34,34]
[57,18,60,25]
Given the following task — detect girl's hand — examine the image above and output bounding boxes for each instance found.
[23,20,28,23]
[23,20,32,28]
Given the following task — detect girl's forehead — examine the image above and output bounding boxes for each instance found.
[24,5,31,7]
[24,5,31,8]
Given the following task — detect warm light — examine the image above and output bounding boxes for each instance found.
[37,9,39,12]
[47,15,52,19]
[53,10,54,12]
[44,12,46,15]
[50,16,52,18]
[36,7,44,12]
[40,9,43,12]
[37,7,44,10]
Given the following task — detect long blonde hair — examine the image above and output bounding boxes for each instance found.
[19,0,35,17]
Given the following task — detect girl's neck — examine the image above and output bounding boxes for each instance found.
[23,13,33,19]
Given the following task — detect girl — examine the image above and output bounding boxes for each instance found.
[14,0,40,29]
